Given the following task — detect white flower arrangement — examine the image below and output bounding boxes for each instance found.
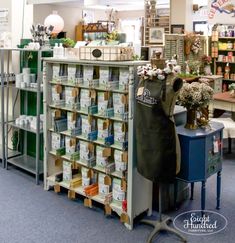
[137,60,181,81]
[178,82,214,109]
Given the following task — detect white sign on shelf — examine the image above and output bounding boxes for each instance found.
[208,0,235,24]
[0,8,9,32]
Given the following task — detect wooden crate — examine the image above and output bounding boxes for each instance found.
[79,46,134,61]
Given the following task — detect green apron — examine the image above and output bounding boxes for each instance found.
[135,78,177,183]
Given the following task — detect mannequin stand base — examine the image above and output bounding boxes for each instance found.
[141,217,187,243]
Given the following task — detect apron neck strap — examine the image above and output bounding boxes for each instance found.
[162,76,167,101]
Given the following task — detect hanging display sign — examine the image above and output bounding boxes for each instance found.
[208,0,235,24]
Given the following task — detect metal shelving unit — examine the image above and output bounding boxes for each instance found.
[212,36,235,90]
[0,48,51,184]
[43,58,153,229]
[0,49,5,167]
[0,49,19,167]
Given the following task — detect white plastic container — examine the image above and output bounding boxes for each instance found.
[53,43,59,58]
[58,43,64,58]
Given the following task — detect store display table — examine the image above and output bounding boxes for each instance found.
[200,75,223,93]
[175,122,224,211]
[209,91,235,120]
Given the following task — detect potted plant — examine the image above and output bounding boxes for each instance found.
[201,55,212,75]
[60,38,76,48]
[178,82,214,129]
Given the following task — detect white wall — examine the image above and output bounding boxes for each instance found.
[192,7,208,22]
[0,0,11,32]
[170,0,194,32]
[170,0,185,25]
[185,0,193,32]
[11,0,33,74]
[117,10,144,20]
[33,4,106,40]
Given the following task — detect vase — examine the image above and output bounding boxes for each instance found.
[204,64,212,75]
[185,108,198,129]
[229,90,235,98]
[197,106,209,127]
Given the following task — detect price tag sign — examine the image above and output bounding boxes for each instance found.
[137,87,144,96]
[213,140,219,153]
[213,136,219,153]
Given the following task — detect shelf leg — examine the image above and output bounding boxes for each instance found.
[1,49,5,168]
[5,50,10,169]
[201,180,206,212]
[190,182,194,200]
[228,137,232,154]
[36,50,42,185]
[216,171,221,210]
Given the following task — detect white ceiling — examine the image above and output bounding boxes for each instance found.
[27,0,170,11]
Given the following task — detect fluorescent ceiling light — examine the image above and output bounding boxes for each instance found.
[84,0,144,11]
[27,0,80,4]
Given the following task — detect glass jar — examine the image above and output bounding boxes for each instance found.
[227,41,233,50]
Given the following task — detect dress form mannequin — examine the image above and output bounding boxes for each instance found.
[162,75,183,174]
[136,74,186,243]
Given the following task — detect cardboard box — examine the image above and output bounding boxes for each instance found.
[81,115,96,136]
[65,137,77,154]
[99,66,119,89]
[97,119,112,140]
[97,91,114,117]
[80,141,95,166]
[119,67,129,90]
[83,65,99,87]
[51,85,65,106]
[96,145,111,167]
[113,93,128,119]
[51,132,65,151]
[67,64,76,83]
[52,63,60,80]
[112,178,126,202]
[113,121,128,146]
[80,89,97,113]
[114,150,128,172]
[98,173,111,197]
[63,160,72,181]
[67,112,82,135]
[65,87,79,109]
